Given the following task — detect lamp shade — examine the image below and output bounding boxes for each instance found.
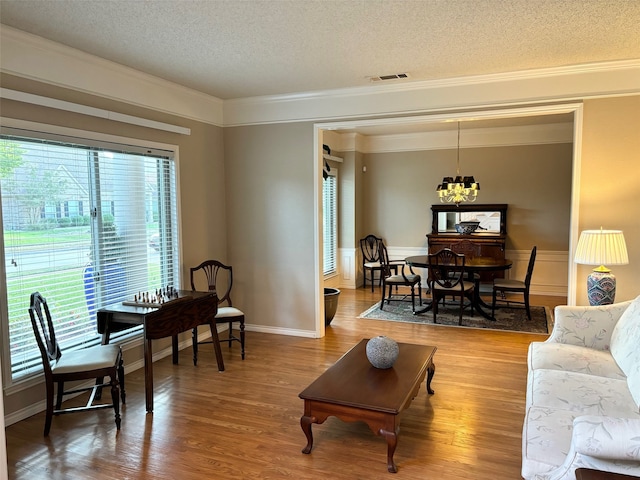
[574,229,629,267]
[575,229,628,306]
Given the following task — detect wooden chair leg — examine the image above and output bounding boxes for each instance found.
[227,321,234,348]
[118,358,126,404]
[410,287,416,313]
[240,320,246,360]
[109,373,121,430]
[55,381,64,410]
[44,381,54,436]
[432,294,438,324]
[525,292,531,321]
[492,289,497,318]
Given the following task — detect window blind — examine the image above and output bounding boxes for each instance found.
[322,171,338,276]
[1,133,179,380]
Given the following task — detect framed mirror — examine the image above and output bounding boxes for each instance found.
[431,204,508,235]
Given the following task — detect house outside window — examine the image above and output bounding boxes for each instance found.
[0,130,179,383]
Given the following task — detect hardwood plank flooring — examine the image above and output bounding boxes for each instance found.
[6,288,564,480]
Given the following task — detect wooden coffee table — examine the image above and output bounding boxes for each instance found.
[299,339,436,473]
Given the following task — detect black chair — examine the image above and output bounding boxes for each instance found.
[492,246,537,320]
[28,292,125,436]
[379,243,422,313]
[190,260,245,365]
[360,234,383,292]
[427,249,475,325]
[360,234,403,291]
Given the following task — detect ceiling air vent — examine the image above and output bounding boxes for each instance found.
[370,73,410,82]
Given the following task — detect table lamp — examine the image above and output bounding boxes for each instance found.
[574,228,628,305]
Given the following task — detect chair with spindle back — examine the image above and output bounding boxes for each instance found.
[190,260,246,364]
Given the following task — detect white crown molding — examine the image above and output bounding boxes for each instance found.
[1,25,639,129]
[223,60,640,126]
[356,123,572,153]
[0,26,224,126]
[322,118,573,154]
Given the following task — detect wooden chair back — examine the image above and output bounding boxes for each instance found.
[28,292,61,374]
[360,234,383,264]
[428,249,466,290]
[190,259,234,307]
[523,246,537,288]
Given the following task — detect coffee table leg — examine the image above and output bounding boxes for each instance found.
[300,415,315,454]
[426,362,436,394]
[380,428,398,473]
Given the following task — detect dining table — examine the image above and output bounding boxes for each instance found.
[404,255,513,319]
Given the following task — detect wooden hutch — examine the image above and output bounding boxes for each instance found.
[427,203,508,282]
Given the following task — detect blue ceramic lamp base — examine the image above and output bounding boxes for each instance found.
[586,270,617,306]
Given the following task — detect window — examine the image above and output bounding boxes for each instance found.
[1,129,179,382]
[322,169,337,276]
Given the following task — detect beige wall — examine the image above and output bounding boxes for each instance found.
[361,143,573,251]
[578,96,640,305]
[223,123,317,332]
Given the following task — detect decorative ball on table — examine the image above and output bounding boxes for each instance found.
[366,336,399,369]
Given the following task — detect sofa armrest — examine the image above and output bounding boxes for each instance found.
[546,301,633,350]
[573,416,640,461]
[543,416,640,480]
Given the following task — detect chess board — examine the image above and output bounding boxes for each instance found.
[122,287,191,308]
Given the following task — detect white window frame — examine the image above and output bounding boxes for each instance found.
[0,118,183,389]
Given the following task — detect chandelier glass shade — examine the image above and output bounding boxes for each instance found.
[436,122,480,205]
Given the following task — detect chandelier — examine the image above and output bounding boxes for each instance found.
[436,122,480,205]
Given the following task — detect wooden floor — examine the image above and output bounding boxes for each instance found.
[6,288,565,480]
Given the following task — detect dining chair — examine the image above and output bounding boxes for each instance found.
[427,249,475,325]
[449,239,482,286]
[360,234,403,291]
[492,246,537,320]
[190,260,245,364]
[360,234,383,292]
[379,243,422,313]
[28,291,125,436]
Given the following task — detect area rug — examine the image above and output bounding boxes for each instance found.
[358,298,551,334]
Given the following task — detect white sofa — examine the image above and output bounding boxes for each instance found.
[522,295,640,479]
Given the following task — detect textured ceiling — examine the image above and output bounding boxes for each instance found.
[1,0,640,100]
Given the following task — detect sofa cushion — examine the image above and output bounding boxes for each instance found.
[522,406,576,478]
[529,342,626,380]
[610,295,640,409]
[550,301,633,350]
[528,369,640,418]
